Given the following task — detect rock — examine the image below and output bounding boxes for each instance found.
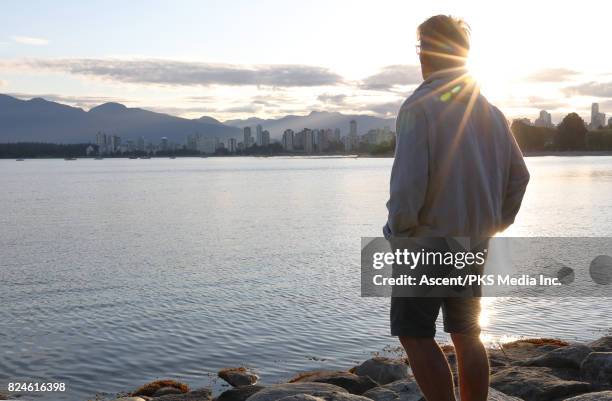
[112,398,149,401]
[132,380,190,397]
[490,366,590,401]
[0,391,9,400]
[277,394,372,401]
[219,368,259,387]
[362,378,422,401]
[154,388,212,401]
[564,391,612,400]
[278,396,325,401]
[154,386,186,396]
[486,387,524,401]
[352,357,409,385]
[216,385,265,401]
[589,336,612,352]
[319,393,374,401]
[289,371,378,395]
[581,352,612,385]
[246,383,348,401]
[518,345,592,369]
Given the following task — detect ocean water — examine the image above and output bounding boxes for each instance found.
[1,156,611,401]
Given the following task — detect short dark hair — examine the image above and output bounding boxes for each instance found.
[417,15,470,69]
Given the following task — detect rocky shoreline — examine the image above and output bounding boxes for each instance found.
[19,336,610,401]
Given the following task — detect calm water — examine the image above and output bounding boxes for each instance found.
[1,156,611,401]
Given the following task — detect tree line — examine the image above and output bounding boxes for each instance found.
[511,113,612,152]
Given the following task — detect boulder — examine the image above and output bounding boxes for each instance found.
[216,385,265,401]
[589,336,612,352]
[352,358,409,385]
[289,371,378,395]
[564,391,612,400]
[219,368,259,387]
[581,352,612,385]
[132,380,190,397]
[154,387,186,396]
[154,388,212,401]
[319,393,374,401]
[112,398,149,401]
[362,378,422,401]
[277,395,325,401]
[518,345,592,369]
[490,366,590,401]
[486,388,524,401]
[246,383,348,401]
[277,395,373,401]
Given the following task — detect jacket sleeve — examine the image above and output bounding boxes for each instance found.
[383,103,429,239]
[501,123,530,230]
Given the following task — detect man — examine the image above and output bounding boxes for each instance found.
[383,15,530,401]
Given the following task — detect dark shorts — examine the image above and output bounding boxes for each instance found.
[390,296,481,338]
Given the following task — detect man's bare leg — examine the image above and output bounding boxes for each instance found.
[399,336,456,401]
[451,333,489,401]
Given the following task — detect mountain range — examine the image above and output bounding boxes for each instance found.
[0,94,396,144]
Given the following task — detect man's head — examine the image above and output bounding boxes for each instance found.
[417,15,470,79]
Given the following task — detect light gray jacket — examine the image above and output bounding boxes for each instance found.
[384,69,530,239]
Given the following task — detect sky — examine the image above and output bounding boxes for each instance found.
[1,0,611,123]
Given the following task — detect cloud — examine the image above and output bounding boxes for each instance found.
[11,36,49,46]
[363,99,404,117]
[526,96,568,111]
[563,81,612,97]
[13,58,343,87]
[317,93,347,105]
[361,65,422,90]
[523,68,578,82]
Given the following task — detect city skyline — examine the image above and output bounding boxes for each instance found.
[1,0,612,123]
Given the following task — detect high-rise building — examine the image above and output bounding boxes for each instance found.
[334,128,341,142]
[256,124,263,146]
[282,129,294,151]
[96,132,107,155]
[349,120,357,136]
[243,127,252,148]
[261,130,270,147]
[535,110,554,128]
[591,103,606,129]
[228,138,237,153]
[304,129,314,153]
[609,117,612,127]
[294,130,305,150]
[316,129,327,152]
[160,137,169,151]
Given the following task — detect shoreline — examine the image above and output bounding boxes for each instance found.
[5,151,612,160]
[53,335,610,401]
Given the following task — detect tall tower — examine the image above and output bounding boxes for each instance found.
[256,124,263,146]
[243,127,252,148]
[591,103,599,128]
[349,120,357,136]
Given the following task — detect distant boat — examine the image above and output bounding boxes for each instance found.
[64,157,77,161]
[128,156,138,159]
[140,156,151,159]
[16,158,24,161]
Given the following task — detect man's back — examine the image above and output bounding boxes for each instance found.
[384,69,530,239]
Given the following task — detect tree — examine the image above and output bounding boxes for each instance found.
[557,113,587,150]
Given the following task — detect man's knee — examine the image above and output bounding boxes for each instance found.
[450,332,484,351]
[399,336,436,350]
